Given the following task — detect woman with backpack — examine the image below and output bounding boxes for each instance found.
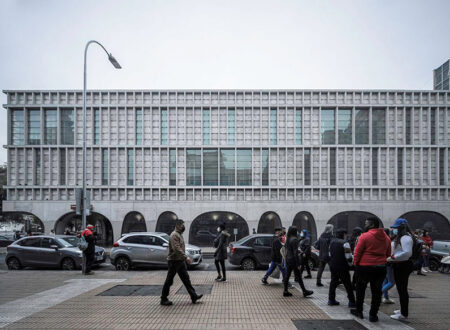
[387,218,414,321]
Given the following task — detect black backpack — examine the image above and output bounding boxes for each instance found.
[410,235,423,261]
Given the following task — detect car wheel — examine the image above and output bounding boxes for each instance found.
[115,256,131,271]
[429,258,440,271]
[241,258,256,271]
[61,257,76,271]
[7,257,22,270]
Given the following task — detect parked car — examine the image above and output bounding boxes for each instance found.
[110,232,202,271]
[429,240,450,271]
[5,235,106,270]
[228,234,319,271]
[0,235,15,247]
[57,235,106,265]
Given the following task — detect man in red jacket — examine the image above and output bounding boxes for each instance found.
[350,217,391,323]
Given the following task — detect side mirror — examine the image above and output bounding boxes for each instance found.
[50,245,59,250]
[162,243,169,248]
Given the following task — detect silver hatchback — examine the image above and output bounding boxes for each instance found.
[110,232,202,271]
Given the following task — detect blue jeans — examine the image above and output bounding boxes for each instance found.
[382,265,395,299]
[264,261,287,280]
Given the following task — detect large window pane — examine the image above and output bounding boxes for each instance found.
[338,109,352,144]
[439,148,446,186]
[127,149,134,185]
[102,149,108,185]
[405,108,412,145]
[203,149,218,185]
[296,109,302,144]
[44,109,57,144]
[136,108,142,145]
[304,148,311,185]
[169,149,176,186]
[355,109,369,144]
[59,149,66,185]
[270,109,277,145]
[203,109,210,145]
[330,148,336,185]
[372,148,378,185]
[397,148,403,185]
[228,109,235,145]
[262,148,269,186]
[237,149,252,186]
[372,108,386,144]
[11,109,24,145]
[187,149,201,185]
[161,108,168,145]
[35,149,41,185]
[93,109,100,145]
[431,109,436,145]
[321,109,335,144]
[28,109,40,145]
[60,109,74,145]
[220,149,235,185]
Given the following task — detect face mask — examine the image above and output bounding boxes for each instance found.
[217,227,221,232]
[179,225,185,233]
[300,233,304,238]
[392,228,398,236]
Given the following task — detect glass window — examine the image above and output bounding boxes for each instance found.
[338,109,352,144]
[102,149,108,185]
[161,108,168,145]
[44,109,57,144]
[237,149,252,186]
[355,109,369,144]
[19,237,40,247]
[372,148,378,185]
[60,109,74,145]
[11,109,24,145]
[28,109,40,145]
[123,236,145,244]
[262,148,269,186]
[405,108,412,145]
[372,108,386,144]
[253,237,272,247]
[203,109,210,145]
[220,149,235,186]
[304,148,311,185]
[93,108,100,145]
[330,148,336,185]
[136,108,142,145]
[203,149,218,186]
[439,148,445,186]
[321,109,335,144]
[127,149,134,185]
[186,149,201,185]
[35,149,41,185]
[228,108,235,145]
[41,237,59,248]
[270,109,277,145]
[169,149,176,186]
[397,148,403,185]
[431,109,436,145]
[296,109,302,144]
[60,149,66,185]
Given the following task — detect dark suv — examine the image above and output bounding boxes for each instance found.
[228,234,273,270]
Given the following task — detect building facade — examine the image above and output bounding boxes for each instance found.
[2,89,450,246]
[434,60,450,91]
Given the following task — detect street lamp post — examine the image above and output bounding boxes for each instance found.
[82,40,121,232]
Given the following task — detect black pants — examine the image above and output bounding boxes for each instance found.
[300,254,312,276]
[329,267,355,303]
[84,252,95,273]
[392,260,413,317]
[284,260,307,292]
[355,265,386,316]
[161,260,197,299]
[215,259,226,279]
[317,260,328,283]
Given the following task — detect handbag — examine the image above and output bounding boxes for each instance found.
[78,235,88,251]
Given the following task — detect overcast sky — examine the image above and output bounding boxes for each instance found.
[0,0,449,164]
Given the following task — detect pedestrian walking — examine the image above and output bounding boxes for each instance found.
[214,223,230,282]
[298,229,312,279]
[387,218,414,321]
[348,227,363,289]
[283,226,314,298]
[382,228,396,304]
[350,217,391,322]
[328,228,356,307]
[421,229,433,273]
[262,227,286,285]
[315,224,334,287]
[161,219,203,306]
[81,224,96,275]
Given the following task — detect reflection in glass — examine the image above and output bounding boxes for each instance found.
[401,211,450,240]
[220,149,235,185]
[338,109,352,144]
[328,211,383,237]
[258,211,282,233]
[203,149,218,185]
[169,149,176,186]
[28,109,40,145]
[296,109,302,144]
[262,148,269,186]
[156,211,179,235]
[292,211,317,242]
[355,109,369,144]
[60,109,74,145]
[228,109,235,145]
[122,212,147,235]
[161,108,168,145]
[237,149,252,186]
[187,149,201,185]
[270,109,277,145]
[372,108,386,144]
[11,110,24,145]
[203,109,210,145]
[44,109,57,144]
[321,109,335,144]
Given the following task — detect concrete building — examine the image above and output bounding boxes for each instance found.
[434,60,450,91]
[2,89,450,247]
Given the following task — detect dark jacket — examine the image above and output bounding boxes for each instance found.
[299,236,311,256]
[316,232,333,262]
[81,229,95,255]
[168,229,187,261]
[270,235,283,263]
[214,230,230,260]
[329,237,351,271]
[286,236,301,266]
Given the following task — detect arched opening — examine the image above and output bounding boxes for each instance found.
[55,212,113,247]
[327,211,383,235]
[0,211,44,237]
[189,211,249,247]
[121,212,147,235]
[258,211,282,234]
[400,211,450,240]
[292,211,317,242]
[156,211,179,235]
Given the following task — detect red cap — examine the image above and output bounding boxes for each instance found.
[87,224,94,229]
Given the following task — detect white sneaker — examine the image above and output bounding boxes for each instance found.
[393,309,401,314]
[382,297,395,304]
[391,313,407,320]
[421,267,428,273]
[426,267,432,272]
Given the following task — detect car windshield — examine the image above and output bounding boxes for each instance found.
[235,236,251,245]
[60,236,80,247]
[160,234,170,242]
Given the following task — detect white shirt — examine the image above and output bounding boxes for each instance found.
[387,234,413,262]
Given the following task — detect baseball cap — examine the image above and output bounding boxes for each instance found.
[87,224,95,229]
[391,218,408,228]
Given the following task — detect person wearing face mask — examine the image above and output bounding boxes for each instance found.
[314,224,334,287]
[161,219,203,306]
[213,223,230,282]
[421,229,433,273]
[350,217,391,322]
[262,227,286,285]
[298,229,312,279]
[387,218,414,321]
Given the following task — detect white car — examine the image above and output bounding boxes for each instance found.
[110,232,202,271]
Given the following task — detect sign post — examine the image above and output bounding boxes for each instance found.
[233,228,238,242]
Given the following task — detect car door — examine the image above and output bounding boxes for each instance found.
[19,237,42,266]
[252,236,272,266]
[148,236,169,265]
[39,237,62,266]
[123,235,152,264]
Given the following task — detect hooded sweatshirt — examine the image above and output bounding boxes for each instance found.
[316,224,334,261]
[353,228,391,266]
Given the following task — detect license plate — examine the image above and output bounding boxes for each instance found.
[96,255,103,261]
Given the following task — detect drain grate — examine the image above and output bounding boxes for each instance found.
[97,285,164,296]
[292,320,367,330]
[176,284,213,295]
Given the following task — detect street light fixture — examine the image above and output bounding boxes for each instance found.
[82,40,121,231]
